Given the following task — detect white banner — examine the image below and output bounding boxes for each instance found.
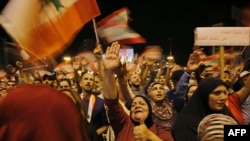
[194,27,250,46]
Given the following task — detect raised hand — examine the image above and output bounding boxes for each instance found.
[186,51,202,73]
[103,41,121,71]
[93,43,103,59]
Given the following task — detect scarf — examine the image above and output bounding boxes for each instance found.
[150,100,176,128]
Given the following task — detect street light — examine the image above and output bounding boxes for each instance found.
[167,55,174,60]
[63,56,71,64]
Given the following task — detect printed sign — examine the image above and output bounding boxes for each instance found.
[194,27,250,46]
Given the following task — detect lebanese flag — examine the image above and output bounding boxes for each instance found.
[200,49,239,71]
[0,0,100,62]
[54,61,74,79]
[97,7,146,45]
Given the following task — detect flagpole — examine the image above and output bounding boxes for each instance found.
[219,46,224,80]
[92,18,100,44]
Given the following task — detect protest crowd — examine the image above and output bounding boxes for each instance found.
[0,1,250,141]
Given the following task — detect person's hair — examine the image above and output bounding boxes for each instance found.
[129,95,153,128]
[42,74,55,81]
[232,79,242,92]
[197,113,238,141]
[80,70,95,79]
[72,82,82,94]
[0,84,90,140]
[59,78,72,87]
[60,88,87,121]
[59,88,99,141]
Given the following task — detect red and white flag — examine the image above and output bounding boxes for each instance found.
[0,0,100,63]
[200,49,240,71]
[97,7,146,45]
[54,61,74,79]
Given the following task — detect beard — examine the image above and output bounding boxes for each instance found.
[92,87,102,95]
[84,88,93,94]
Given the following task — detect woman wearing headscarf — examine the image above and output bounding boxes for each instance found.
[172,77,237,141]
[102,41,173,141]
[0,84,89,141]
[147,82,177,129]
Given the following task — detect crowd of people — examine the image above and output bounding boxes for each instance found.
[0,39,249,141]
[1,2,250,141]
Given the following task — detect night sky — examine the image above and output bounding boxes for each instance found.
[66,0,244,66]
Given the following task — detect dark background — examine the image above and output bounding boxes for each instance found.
[67,0,247,66]
[0,0,248,66]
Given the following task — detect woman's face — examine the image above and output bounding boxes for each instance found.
[148,83,166,102]
[208,85,228,112]
[130,97,149,123]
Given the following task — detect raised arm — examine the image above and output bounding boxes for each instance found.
[236,74,250,103]
[93,43,104,81]
[103,42,121,99]
[116,62,134,104]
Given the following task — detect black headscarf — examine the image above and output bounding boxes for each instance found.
[129,95,153,128]
[172,77,235,141]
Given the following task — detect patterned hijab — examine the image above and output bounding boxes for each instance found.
[0,84,89,141]
[148,82,176,128]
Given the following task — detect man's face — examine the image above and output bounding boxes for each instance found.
[80,73,95,93]
[6,81,16,90]
[42,77,53,86]
[93,76,102,94]
[129,73,141,86]
[223,72,232,85]
[59,80,71,90]
[0,81,6,88]
[159,75,166,85]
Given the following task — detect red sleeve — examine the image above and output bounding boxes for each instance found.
[228,93,244,124]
